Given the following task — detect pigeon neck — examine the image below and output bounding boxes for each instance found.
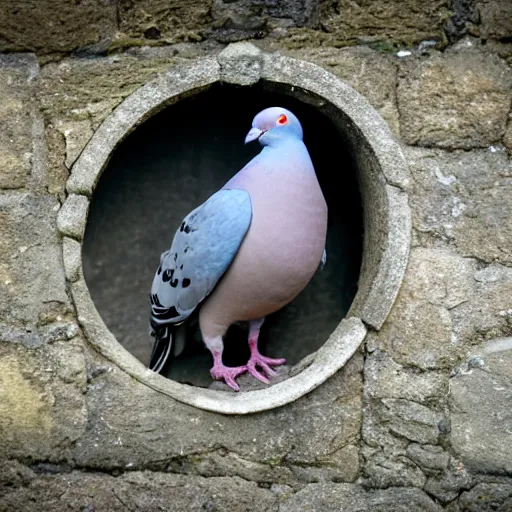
[260,137,307,157]
[256,138,314,174]
[260,135,301,150]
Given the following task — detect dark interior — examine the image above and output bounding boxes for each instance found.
[82,83,363,387]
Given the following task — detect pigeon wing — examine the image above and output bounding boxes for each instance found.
[150,188,252,329]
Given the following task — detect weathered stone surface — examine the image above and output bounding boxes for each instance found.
[0,322,79,348]
[377,248,474,369]
[0,460,35,489]
[283,46,399,136]
[218,41,263,85]
[424,457,473,503]
[55,119,94,169]
[315,444,360,483]
[458,481,512,511]
[174,450,295,484]
[153,442,359,486]
[57,194,89,240]
[478,0,512,40]
[72,353,362,476]
[0,340,87,461]
[406,147,512,265]
[0,471,278,512]
[314,0,450,47]
[402,247,474,309]
[362,395,446,488]
[398,48,512,149]
[451,160,512,265]
[483,38,512,68]
[285,444,361,484]
[118,0,212,44]
[450,347,512,475]
[209,0,318,43]
[36,45,210,131]
[504,115,512,153]
[0,194,70,325]
[279,483,442,511]
[406,444,450,472]
[378,399,444,445]
[362,401,410,452]
[62,237,83,283]
[365,350,448,404]
[0,352,53,460]
[0,54,39,190]
[210,0,268,42]
[44,124,69,200]
[0,0,117,54]
[363,449,427,488]
[445,1,480,42]
[385,294,453,370]
[452,264,512,346]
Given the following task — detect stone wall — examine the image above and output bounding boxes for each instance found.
[0,1,511,511]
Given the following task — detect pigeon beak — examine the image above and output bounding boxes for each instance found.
[245,127,265,144]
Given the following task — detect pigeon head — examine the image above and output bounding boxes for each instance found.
[245,107,303,147]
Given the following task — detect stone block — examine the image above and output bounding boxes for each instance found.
[365,350,448,404]
[280,483,442,511]
[73,354,362,474]
[458,481,512,511]
[406,147,512,265]
[57,194,89,240]
[0,0,117,54]
[315,0,450,46]
[0,472,277,512]
[0,194,70,325]
[0,341,87,461]
[0,54,39,190]
[450,346,512,474]
[398,48,512,149]
[478,0,512,40]
[118,0,212,42]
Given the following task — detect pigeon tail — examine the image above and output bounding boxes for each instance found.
[149,323,174,374]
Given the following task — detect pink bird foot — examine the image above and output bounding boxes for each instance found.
[247,352,286,384]
[246,318,286,384]
[210,360,247,391]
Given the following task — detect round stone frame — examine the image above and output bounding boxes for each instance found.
[57,42,411,415]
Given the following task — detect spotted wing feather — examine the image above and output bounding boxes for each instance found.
[150,189,252,330]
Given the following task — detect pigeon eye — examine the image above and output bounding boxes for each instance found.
[276,114,288,125]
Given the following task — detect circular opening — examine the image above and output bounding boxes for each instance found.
[82,82,363,388]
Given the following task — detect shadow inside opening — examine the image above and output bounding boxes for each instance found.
[83,83,363,388]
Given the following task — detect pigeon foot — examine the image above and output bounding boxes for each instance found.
[210,361,247,391]
[247,352,286,384]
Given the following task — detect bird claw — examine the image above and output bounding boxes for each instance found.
[247,365,271,384]
[210,364,247,392]
[247,354,286,384]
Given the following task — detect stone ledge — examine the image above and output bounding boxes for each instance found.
[56,194,89,240]
[358,185,411,329]
[218,41,263,86]
[62,236,82,283]
[70,269,367,414]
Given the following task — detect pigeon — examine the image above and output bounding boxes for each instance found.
[148,107,328,391]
